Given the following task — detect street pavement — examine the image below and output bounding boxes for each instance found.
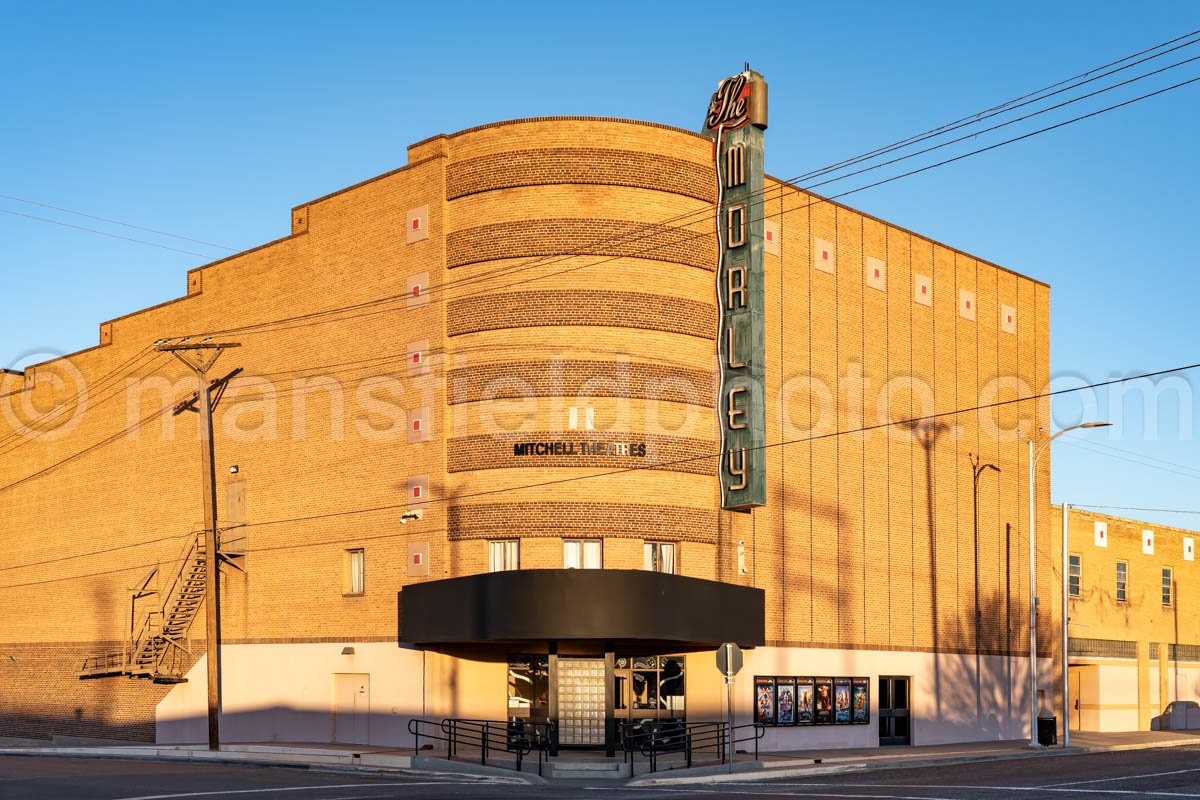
[5,745,1200,800]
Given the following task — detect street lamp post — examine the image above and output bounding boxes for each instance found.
[1027,421,1110,748]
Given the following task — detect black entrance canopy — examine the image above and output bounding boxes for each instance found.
[399,569,764,648]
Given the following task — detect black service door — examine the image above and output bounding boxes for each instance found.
[878,676,911,746]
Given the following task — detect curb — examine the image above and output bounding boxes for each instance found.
[628,737,1200,786]
[0,746,543,786]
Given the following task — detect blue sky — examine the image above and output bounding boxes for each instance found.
[1,1,1197,526]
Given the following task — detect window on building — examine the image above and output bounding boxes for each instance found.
[344,548,365,596]
[564,539,602,569]
[1068,554,1082,597]
[489,540,520,572]
[644,542,676,574]
[1163,567,1173,606]
[1116,561,1128,603]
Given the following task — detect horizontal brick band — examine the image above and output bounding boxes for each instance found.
[448,360,715,406]
[447,218,716,271]
[449,502,717,544]
[447,290,716,339]
[447,148,717,203]
[447,431,717,475]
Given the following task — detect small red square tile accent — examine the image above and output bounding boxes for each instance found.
[413,486,422,498]
[1007,315,1013,323]
[873,269,880,278]
[412,353,421,363]
[412,218,421,231]
[822,250,829,260]
[966,300,972,309]
[413,554,422,566]
[413,419,421,432]
[766,231,774,241]
[412,286,421,297]
[922,285,928,294]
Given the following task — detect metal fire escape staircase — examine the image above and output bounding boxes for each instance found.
[78,529,244,683]
[78,369,245,684]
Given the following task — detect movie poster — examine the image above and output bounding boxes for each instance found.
[834,679,852,724]
[852,678,870,724]
[776,678,795,725]
[796,678,815,725]
[814,678,833,725]
[755,677,776,725]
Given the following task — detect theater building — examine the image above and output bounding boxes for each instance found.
[0,72,1058,752]
[1060,506,1200,733]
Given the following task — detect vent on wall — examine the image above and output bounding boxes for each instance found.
[865,256,886,292]
[813,237,835,274]
[913,274,932,307]
[764,219,780,256]
[959,289,976,321]
[1001,304,1017,334]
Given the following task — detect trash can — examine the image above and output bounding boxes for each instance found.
[1037,716,1057,746]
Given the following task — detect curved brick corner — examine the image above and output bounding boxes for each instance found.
[447,148,716,203]
[447,218,716,272]
[447,290,716,340]
[447,431,717,475]
[448,360,715,406]
[448,502,718,544]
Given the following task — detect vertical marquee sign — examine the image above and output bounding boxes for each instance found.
[703,70,767,510]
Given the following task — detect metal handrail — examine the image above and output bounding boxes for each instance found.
[128,532,203,673]
[408,717,553,776]
[622,720,764,773]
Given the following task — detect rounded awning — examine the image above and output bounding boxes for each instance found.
[399,568,764,649]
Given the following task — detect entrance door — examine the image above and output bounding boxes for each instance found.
[1069,667,1082,731]
[878,676,911,746]
[612,656,686,748]
[333,673,370,744]
[557,658,605,746]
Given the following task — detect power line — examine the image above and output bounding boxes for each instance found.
[0,530,199,574]
[802,52,1200,193]
[223,360,1200,532]
[1058,438,1200,479]
[4,74,1193,533]
[172,64,1200,346]
[6,358,1199,588]
[0,193,236,250]
[789,31,1200,186]
[0,347,164,454]
[0,208,208,257]
[1071,504,1200,516]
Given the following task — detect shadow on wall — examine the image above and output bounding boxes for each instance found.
[0,647,184,744]
[936,589,1037,741]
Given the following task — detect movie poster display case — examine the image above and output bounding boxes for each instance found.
[754,676,870,726]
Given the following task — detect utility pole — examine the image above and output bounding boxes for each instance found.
[158,340,241,752]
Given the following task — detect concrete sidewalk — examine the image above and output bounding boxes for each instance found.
[628,730,1200,785]
[0,741,544,785]
[3,730,1199,787]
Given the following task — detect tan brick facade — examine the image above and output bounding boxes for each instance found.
[0,115,1052,746]
[1058,507,1200,731]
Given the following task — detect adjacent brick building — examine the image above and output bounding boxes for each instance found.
[0,83,1060,751]
[1060,506,1200,732]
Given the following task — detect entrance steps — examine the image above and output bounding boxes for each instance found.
[541,757,631,780]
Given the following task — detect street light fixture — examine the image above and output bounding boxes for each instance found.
[1027,421,1111,748]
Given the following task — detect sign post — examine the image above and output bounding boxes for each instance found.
[716,642,743,772]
